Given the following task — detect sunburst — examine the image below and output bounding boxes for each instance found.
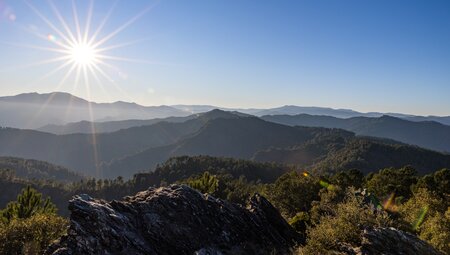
[16,0,156,93]
[4,0,157,178]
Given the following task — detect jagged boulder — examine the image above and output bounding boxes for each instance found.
[46,185,301,255]
[358,227,443,255]
[337,227,443,255]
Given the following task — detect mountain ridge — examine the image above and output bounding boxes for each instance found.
[261,114,450,152]
[2,92,450,129]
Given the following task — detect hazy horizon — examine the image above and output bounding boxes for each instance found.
[1,0,449,115]
[2,90,450,118]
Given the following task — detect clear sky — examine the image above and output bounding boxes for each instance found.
[0,0,449,116]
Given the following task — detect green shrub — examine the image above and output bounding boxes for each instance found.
[289,212,310,239]
[0,213,67,255]
[264,171,321,218]
[0,186,67,255]
[398,188,449,253]
[365,166,418,200]
[1,186,56,223]
[186,171,219,195]
[301,188,392,254]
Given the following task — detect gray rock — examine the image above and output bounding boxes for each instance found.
[46,185,301,255]
[358,227,443,255]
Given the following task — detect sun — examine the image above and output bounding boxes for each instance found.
[14,0,156,91]
[69,43,98,66]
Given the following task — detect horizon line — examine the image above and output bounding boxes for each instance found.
[1,91,449,118]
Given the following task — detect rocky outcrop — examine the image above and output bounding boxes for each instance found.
[358,227,443,255]
[46,185,301,255]
[339,227,443,255]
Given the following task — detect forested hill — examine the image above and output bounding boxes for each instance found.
[0,157,83,182]
[0,156,289,216]
[261,114,450,153]
[103,116,450,178]
[0,110,247,177]
[102,117,352,178]
[1,109,449,179]
[37,116,196,135]
[253,137,450,175]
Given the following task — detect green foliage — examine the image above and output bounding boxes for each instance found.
[0,186,57,223]
[413,168,449,197]
[301,188,392,254]
[417,208,450,254]
[265,171,321,218]
[187,171,219,195]
[398,188,449,253]
[152,156,288,185]
[0,213,67,255]
[313,138,450,176]
[289,212,310,239]
[0,187,67,255]
[309,185,346,225]
[0,155,448,253]
[365,166,418,200]
[0,157,82,182]
[329,169,364,189]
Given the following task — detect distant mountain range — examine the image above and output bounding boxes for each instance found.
[0,92,449,179]
[1,92,450,130]
[1,109,448,179]
[0,110,245,177]
[261,114,450,153]
[0,92,189,129]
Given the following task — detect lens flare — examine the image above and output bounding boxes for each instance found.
[8,13,16,21]
[412,206,429,231]
[319,180,335,191]
[47,34,57,42]
[382,193,398,212]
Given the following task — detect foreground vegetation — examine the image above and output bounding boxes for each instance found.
[0,156,449,254]
[0,186,67,255]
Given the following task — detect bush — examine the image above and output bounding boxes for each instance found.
[398,188,449,253]
[0,213,67,255]
[0,186,67,255]
[1,186,57,223]
[264,171,321,218]
[413,168,449,198]
[365,166,418,200]
[301,188,392,254]
[186,171,219,195]
[289,212,310,239]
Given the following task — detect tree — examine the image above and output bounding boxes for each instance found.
[301,188,392,254]
[398,188,449,253]
[0,187,67,255]
[329,169,364,189]
[413,168,449,197]
[187,171,219,195]
[0,214,67,255]
[265,171,321,218]
[365,166,418,200]
[0,186,56,223]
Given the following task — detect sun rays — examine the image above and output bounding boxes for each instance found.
[4,0,158,178]
[16,0,156,95]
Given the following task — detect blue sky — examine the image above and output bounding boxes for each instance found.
[0,0,449,115]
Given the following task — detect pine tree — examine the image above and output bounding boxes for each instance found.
[0,186,56,223]
[187,171,219,194]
